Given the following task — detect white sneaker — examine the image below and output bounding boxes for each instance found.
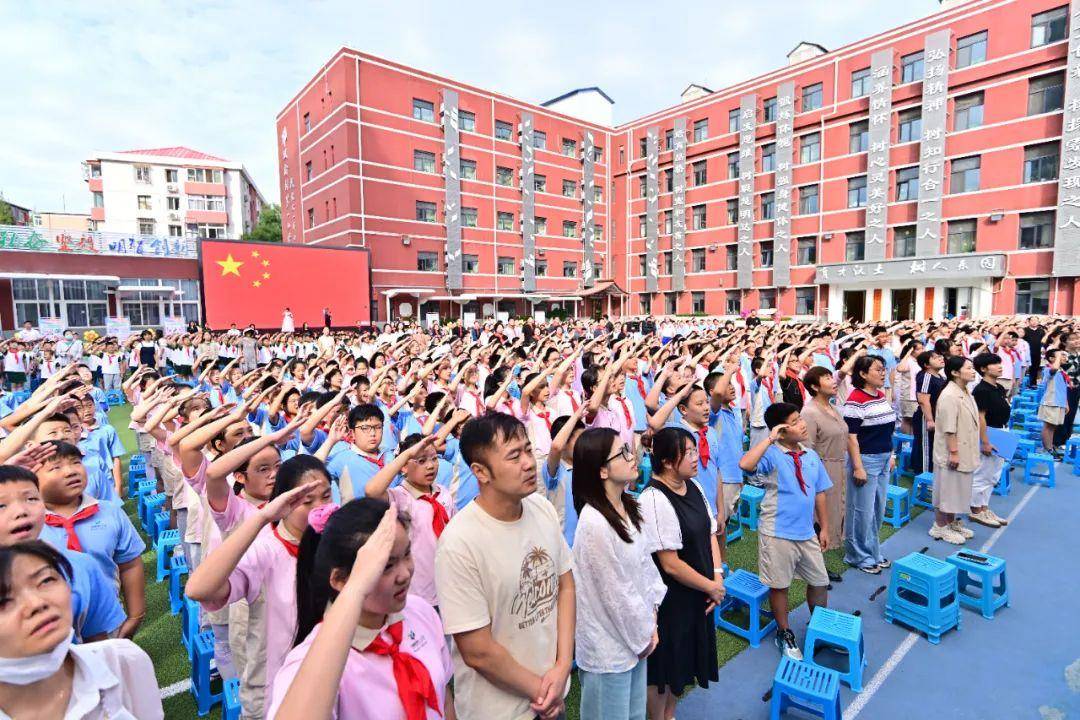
[989,509,1009,526]
[929,523,966,544]
[950,520,975,539]
[968,510,1000,528]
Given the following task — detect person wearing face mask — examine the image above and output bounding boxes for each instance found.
[270,500,452,720]
[0,541,162,719]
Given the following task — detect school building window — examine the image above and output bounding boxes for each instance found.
[901,51,924,83]
[947,219,978,254]
[416,201,437,222]
[846,231,866,261]
[414,150,436,173]
[759,288,776,310]
[412,99,435,122]
[692,248,706,272]
[495,120,513,141]
[798,185,819,215]
[459,110,476,132]
[800,132,821,163]
[1024,142,1060,183]
[896,166,920,202]
[894,226,917,257]
[950,156,981,193]
[692,291,706,314]
[801,83,823,111]
[1028,72,1065,115]
[497,256,514,274]
[956,30,988,68]
[497,211,515,231]
[1019,211,1055,249]
[417,252,439,272]
[1015,279,1050,314]
[796,287,816,315]
[797,237,817,265]
[851,67,870,98]
[1031,6,1067,48]
[726,290,741,315]
[954,92,984,131]
[848,176,868,208]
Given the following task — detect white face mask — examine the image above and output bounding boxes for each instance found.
[0,629,73,685]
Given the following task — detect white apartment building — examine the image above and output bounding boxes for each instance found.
[84,146,265,239]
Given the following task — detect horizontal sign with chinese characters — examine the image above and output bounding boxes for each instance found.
[815,252,1006,284]
[0,225,197,259]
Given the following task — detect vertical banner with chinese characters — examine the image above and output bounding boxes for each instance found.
[772,82,794,287]
[672,118,687,292]
[914,30,951,257]
[645,127,660,294]
[737,94,758,289]
[442,90,463,290]
[1053,4,1080,277]
[582,130,596,288]
[520,112,537,293]
[865,49,894,262]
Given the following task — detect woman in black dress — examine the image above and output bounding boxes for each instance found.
[912,349,947,475]
[639,427,724,720]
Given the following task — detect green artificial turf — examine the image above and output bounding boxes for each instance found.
[109,403,917,720]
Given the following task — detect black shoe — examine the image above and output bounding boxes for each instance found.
[827,570,843,582]
[877,559,892,569]
[774,628,803,661]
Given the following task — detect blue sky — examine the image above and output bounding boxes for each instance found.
[1,0,937,213]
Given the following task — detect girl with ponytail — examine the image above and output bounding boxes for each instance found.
[270,499,453,720]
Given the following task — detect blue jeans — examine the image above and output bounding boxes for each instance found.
[845,452,889,568]
[579,659,647,720]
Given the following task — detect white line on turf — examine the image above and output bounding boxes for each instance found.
[845,483,1040,718]
[160,678,191,699]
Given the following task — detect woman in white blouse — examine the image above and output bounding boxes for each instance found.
[0,541,163,719]
[571,428,666,720]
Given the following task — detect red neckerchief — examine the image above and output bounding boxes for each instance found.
[44,504,100,552]
[272,523,299,558]
[566,390,580,413]
[696,426,710,467]
[614,395,632,427]
[763,375,776,403]
[362,453,385,469]
[785,369,808,403]
[628,374,646,398]
[534,410,552,433]
[357,621,441,720]
[786,449,808,495]
[416,492,450,538]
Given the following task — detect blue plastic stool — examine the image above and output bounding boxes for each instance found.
[885,552,960,644]
[739,485,765,530]
[169,555,189,615]
[153,511,170,544]
[141,493,166,536]
[892,448,912,483]
[191,630,222,715]
[127,467,147,497]
[769,656,842,720]
[180,596,200,659]
[892,432,914,454]
[993,464,1012,496]
[1023,454,1056,488]
[1013,438,1037,466]
[725,515,743,544]
[912,472,934,509]
[105,389,125,406]
[715,569,776,647]
[638,455,652,491]
[946,551,1010,620]
[883,485,910,529]
[155,529,181,582]
[222,678,242,720]
[129,453,146,471]
[11,390,30,406]
[804,607,866,691]
[1065,437,1080,466]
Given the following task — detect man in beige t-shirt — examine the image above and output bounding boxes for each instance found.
[435,412,576,720]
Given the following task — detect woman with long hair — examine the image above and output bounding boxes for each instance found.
[269,499,453,719]
[571,428,665,720]
[638,427,723,720]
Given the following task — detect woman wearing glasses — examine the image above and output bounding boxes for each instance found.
[638,427,724,720]
[571,428,666,720]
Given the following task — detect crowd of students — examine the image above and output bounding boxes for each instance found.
[0,311,1076,720]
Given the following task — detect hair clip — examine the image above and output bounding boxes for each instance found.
[308,503,340,534]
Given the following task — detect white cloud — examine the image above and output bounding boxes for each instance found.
[0,0,935,214]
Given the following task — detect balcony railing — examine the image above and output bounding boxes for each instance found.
[0,224,198,259]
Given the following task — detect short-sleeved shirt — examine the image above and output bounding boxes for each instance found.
[441,437,479,511]
[434,493,573,720]
[867,346,897,389]
[325,445,395,500]
[387,483,456,608]
[972,380,1010,429]
[63,547,127,641]
[542,460,576,546]
[754,444,832,541]
[41,496,145,583]
[710,406,746,484]
[842,387,896,455]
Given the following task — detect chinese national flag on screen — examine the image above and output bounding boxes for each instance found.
[200,239,371,330]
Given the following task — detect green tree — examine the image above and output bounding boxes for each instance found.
[0,197,15,225]
[242,204,282,243]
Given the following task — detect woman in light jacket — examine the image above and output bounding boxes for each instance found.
[930,356,981,545]
[572,428,666,720]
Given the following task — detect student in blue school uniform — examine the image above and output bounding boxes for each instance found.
[649,383,723,515]
[76,393,125,502]
[322,404,396,499]
[34,441,146,639]
[738,402,832,661]
[0,461,126,642]
[543,407,587,545]
[705,368,745,567]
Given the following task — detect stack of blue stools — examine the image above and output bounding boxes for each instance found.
[946,551,1010,620]
[1065,437,1080,473]
[884,552,960,644]
[911,472,934,509]
[104,389,125,406]
[222,678,242,720]
[892,432,914,455]
[155,528,181,582]
[994,463,1012,496]
[739,485,765,530]
[169,554,189,615]
[715,569,776,647]
[883,485,910,528]
[140,493,166,536]
[191,630,222,715]
[1023,453,1056,488]
[804,607,866,691]
[725,515,743,543]
[1013,438,1037,466]
[127,456,147,496]
[153,511,170,543]
[1023,418,1043,442]
[769,656,842,720]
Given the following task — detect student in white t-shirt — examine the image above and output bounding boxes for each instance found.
[98,339,126,391]
[435,412,575,720]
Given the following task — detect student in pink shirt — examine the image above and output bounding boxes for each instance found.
[269,500,453,720]
[363,434,455,610]
[519,368,558,461]
[186,457,334,715]
[584,350,636,448]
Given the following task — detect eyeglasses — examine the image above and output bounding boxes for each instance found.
[605,445,635,464]
[352,424,382,434]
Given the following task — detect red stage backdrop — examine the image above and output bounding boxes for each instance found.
[200,239,371,330]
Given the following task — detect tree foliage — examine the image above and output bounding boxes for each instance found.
[0,197,15,225]
[242,204,282,243]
